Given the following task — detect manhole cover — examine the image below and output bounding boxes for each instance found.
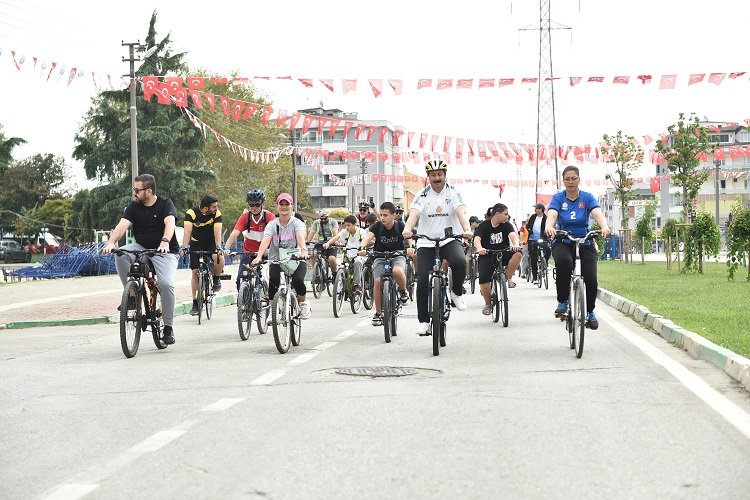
[335,366,419,377]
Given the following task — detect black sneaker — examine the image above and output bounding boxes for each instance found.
[399,290,409,305]
[213,277,222,291]
[371,313,383,326]
[189,302,199,316]
[163,325,175,345]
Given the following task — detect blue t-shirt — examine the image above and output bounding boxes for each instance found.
[548,190,599,244]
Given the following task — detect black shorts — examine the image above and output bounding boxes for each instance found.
[477,251,518,284]
[312,243,337,260]
[189,242,218,270]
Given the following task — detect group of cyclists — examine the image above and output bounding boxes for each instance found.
[102,161,611,347]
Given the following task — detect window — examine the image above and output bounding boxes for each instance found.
[312,175,326,187]
[720,180,726,189]
[710,134,730,144]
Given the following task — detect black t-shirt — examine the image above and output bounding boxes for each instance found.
[474,220,515,257]
[369,220,405,252]
[184,206,222,244]
[122,196,179,253]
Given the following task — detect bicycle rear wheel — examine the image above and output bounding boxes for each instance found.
[350,277,362,314]
[573,280,586,358]
[204,270,213,320]
[491,277,500,323]
[431,276,442,356]
[312,260,323,299]
[196,271,204,325]
[326,264,333,297]
[382,279,392,343]
[237,281,253,340]
[362,266,374,310]
[500,274,509,327]
[255,280,270,335]
[290,293,301,347]
[150,285,166,349]
[272,288,290,353]
[120,281,141,358]
[541,261,549,290]
[332,270,345,318]
[469,257,477,294]
[406,260,415,301]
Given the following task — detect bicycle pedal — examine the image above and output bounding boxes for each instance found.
[218,274,232,280]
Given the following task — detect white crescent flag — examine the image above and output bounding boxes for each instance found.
[388,79,403,95]
[342,79,357,94]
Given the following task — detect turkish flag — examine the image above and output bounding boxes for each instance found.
[350,150,359,159]
[659,133,668,146]
[390,174,396,182]
[688,74,705,86]
[299,115,312,133]
[157,83,170,104]
[317,117,329,135]
[261,106,273,126]
[204,93,216,112]
[174,87,187,107]
[190,90,203,108]
[455,138,464,158]
[430,135,439,151]
[613,76,630,84]
[320,79,334,92]
[521,78,538,84]
[456,79,473,89]
[378,127,388,143]
[729,146,740,158]
[329,119,341,136]
[393,153,401,163]
[211,77,228,84]
[478,79,495,88]
[142,76,158,100]
[289,112,302,130]
[729,72,746,79]
[437,79,453,90]
[355,123,366,140]
[366,126,378,141]
[713,148,725,161]
[649,177,661,193]
[708,124,721,133]
[397,175,404,182]
[243,102,259,119]
[637,75,653,85]
[486,141,499,159]
[298,78,313,88]
[232,77,249,83]
[419,133,428,149]
[343,121,354,138]
[393,130,403,146]
[708,73,726,85]
[388,79,403,95]
[342,79,357,94]
[498,78,514,87]
[407,132,415,148]
[369,79,383,98]
[587,76,604,83]
[569,77,582,87]
[659,75,677,89]
[642,135,653,145]
[233,100,246,121]
[166,76,183,93]
[417,79,433,89]
[221,96,231,116]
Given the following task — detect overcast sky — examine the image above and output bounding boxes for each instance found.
[1,0,748,220]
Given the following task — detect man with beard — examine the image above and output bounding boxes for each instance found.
[103,174,180,345]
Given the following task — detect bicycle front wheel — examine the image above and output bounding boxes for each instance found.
[573,279,586,358]
[362,266,374,310]
[120,281,141,358]
[500,273,509,327]
[150,285,166,349]
[256,280,270,335]
[312,260,323,299]
[272,288,290,353]
[290,292,301,347]
[541,260,549,290]
[382,279,392,343]
[431,275,443,356]
[196,271,204,325]
[332,270,345,318]
[469,258,477,294]
[491,276,500,323]
[406,260,415,301]
[204,270,213,320]
[237,281,253,340]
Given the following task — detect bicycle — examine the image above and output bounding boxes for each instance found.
[554,229,600,359]
[485,249,515,327]
[405,253,416,301]
[362,254,374,310]
[113,249,167,358]
[186,250,221,325]
[233,251,270,341]
[533,240,551,290]
[309,243,334,299]
[371,250,406,343]
[467,246,479,294]
[332,252,363,317]
[269,255,307,354]
[413,229,465,356]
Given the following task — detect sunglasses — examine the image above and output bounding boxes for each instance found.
[248,203,262,208]
[359,209,367,213]
[132,187,146,193]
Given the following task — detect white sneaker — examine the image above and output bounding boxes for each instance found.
[415,322,430,335]
[299,301,311,319]
[450,291,466,311]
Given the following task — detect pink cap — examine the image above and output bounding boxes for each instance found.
[276,193,293,205]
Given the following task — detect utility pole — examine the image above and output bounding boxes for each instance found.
[122,41,140,192]
[360,158,368,204]
[715,159,721,224]
[291,132,298,212]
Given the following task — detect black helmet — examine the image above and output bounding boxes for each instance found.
[246,189,266,204]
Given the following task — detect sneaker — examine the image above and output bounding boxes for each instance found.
[554,300,569,318]
[371,313,383,326]
[398,290,409,305]
[189,300,199,316]
[213,276,222,291]
[450,291,466,311]
[587,311,599,330]
[415,322,430,336]
[163,325,175,345]
[299,301,312,319]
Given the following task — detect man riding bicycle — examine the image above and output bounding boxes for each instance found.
[181,194,225,316]
[473,203,522,316]
[223,189,276,291]
[323,215,367,292]
[402,159,473,335]
[103,174,179,345]
[355,200,373,229]
[358,201,412,326]
[307,210,339,276]
[526,203,550,285]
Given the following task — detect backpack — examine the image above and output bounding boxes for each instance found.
[246,210,269,232]
[376,220,404,241]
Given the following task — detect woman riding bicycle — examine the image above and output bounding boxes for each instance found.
[252,193,311,319]
[544,166,611,330]
[473,203,521,316]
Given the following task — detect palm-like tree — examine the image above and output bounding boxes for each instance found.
[0,125,27,173]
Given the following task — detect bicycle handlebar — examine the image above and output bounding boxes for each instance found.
[554,230,601,243]
[371,250,406,259]
[411,234,465,244]
[113,248,161,257]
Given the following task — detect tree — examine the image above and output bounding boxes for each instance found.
[683,211,721,274]
[72,10,212,213]
[601,130,644,229]
[654,112,716,223]
[0,124,26,174]
[328,207,351,221]
[725,197,750,281]
[634,197,658,255]
[36,198,75,242]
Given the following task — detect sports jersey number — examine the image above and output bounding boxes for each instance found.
[569,210,577,220]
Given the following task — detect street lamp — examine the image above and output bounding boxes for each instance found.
[360,157,369,205]
[279,131,309,212]
[714,159,721,224]
[122,41,157,193]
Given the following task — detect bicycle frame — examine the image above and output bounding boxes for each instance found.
[269,255,305,353]
[372,250,405,343]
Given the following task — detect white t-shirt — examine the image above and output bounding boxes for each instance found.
[263,217,306,260]
[411,183,466,248]
[337,227,364,259]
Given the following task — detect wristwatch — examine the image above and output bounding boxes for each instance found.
[161,237,170,243]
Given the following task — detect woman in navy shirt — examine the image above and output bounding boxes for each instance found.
[544,166,611,329]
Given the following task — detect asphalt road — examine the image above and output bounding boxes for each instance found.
[2,279,750,499]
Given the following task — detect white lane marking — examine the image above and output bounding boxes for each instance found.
[314,341,338,351]
[200,398,244,412]
[0,289,121,313]
[42,483,99,500]
[250,368,287,385]
[288,352,319,365]
[334,329,357,341]
[355,319,371,327]
[41,420,198,500]
[599,309,750,440]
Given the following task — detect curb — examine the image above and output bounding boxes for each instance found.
[0,292,237,331]
[598,287,750,392]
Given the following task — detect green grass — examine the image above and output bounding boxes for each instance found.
[597,260,750,356]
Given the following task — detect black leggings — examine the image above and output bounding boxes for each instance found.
[416,240,466,323]
[529,241,551,280]
[268,262,307,299]
[551,242,598,313]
